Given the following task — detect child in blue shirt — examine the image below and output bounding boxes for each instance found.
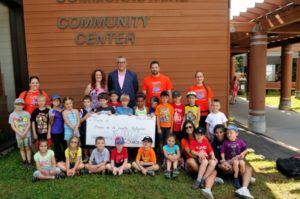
[116,94,133,115]
[163,134,180,179]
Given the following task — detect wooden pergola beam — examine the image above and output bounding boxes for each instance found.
[230,22,256,33]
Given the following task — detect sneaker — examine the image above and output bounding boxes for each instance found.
[172,168,180,178]
[250,177,256,185]
[59,172,66,179]
[201,188,214,199]
[235,187,254,199]
[147,170,155,176]
[79,169,89,175]
[200,179,205,188]
[26,162,34,169]
[164,170,171,179]
[32,176,38,183]
[214,177,224,185]
[233,178,242,189]
[123,169,132,175]
[147,170,155,177]
[192,180,201,189]
[22,160,27,167]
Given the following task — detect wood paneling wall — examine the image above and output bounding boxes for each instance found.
[23,0,229,113]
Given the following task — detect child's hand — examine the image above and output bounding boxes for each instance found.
[118,167,124,175]
[20,133,25,139]
[238,154,245,159]
[157,128,162,134]
[220,159,225,164]
[112,167,117,176]
[33,134,38,140]
[50,168,56,175]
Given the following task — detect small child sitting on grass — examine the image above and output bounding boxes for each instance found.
[32,139,63,182]
[220,125,248,189]
[106,136,131,175]
[163,134,180,179]
[85,136,110,174]
[132,136,159,176]
[57,136,85,176]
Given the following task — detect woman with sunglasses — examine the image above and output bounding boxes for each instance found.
[181,120,218,199]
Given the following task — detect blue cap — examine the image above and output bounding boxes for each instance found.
[227,125,239,132]
[51,94,61,101]
[115,136,125,145]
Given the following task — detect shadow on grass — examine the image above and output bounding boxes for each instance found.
[247,153,300,199]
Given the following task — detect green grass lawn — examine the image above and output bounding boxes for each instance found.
[0,149,299,199]
[239,90,300,113]
[265,91,300,113]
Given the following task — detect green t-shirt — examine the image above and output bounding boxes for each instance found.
[34,150,54,170]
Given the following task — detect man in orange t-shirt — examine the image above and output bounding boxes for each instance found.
[142,60,173,107]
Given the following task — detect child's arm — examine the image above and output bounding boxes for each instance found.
[50,155,57,175]
[73,155,81,172]
[238,150,248,159]
[170,111,174,133]
[176,147,181,159]
[163,148,171,160]
[196,107,201,125]
[10,122,24,138]
[209,151,216,160]
[74,110,81,132]
[220,153,226,163]
[32,121,38,140]
[66,157,71,172]
[24,116,31,136]
[35,161,49,176]
[47,117,51,139]
[62,111,75,130]
[80,111,93,123]
[156,116,162,134]
[206,123,210,138]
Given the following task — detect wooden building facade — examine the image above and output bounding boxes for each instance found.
[22,0,230,111]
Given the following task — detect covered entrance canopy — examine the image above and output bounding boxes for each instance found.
[230,0,300,133]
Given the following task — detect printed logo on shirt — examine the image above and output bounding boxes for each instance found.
[30,95,38,107]
[186,111,196,123]
[13,115,28,132]
[152,82,161,93]
[160,107,170,123]
[36,113,48,134]
[196,90,206,100]
[230,143,238,157]
[174,111,182,123]
[195,146,208,157]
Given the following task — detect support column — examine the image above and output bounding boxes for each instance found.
[230,56,236,82]
[279,43,293,110]
[296,51,300,99]
[248,32,267,133]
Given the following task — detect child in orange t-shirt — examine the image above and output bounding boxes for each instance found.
[132,136,159,176]
[155,91,174,152]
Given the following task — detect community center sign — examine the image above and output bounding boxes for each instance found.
[86,114,156,147]
[55,0,188,45]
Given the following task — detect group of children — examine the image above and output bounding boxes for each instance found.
[9,89,253,198]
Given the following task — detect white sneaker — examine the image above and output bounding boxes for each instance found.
[201,188,214,199]
[214,177,224,184]
[250,177,256,184]
[235,187,254,199]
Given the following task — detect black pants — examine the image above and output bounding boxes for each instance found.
[51,133,66,162]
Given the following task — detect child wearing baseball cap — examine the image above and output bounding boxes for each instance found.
[132,136,159,176]
[220,125,248,190]
[182,91,200,129]
[8,98,32,167]
[106,136,132,175]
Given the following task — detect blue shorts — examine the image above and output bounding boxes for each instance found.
[33,167,61,177]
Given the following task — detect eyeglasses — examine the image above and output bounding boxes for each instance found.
[70,141,78,144]
[185,126,193,129]
[117,61,126,64]
[215,131,224,134]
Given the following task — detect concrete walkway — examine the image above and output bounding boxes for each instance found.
[229,97,300,158]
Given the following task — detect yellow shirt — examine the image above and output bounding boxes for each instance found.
[185,105,200,128]
[65,147,82,163]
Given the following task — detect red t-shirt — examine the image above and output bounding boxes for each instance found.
[172,103,184,132]
[19,90,51,114]
[181,136,195,159]
[142,74,173,106]
[108,102,121,109]
[188,85,213,116]
[111,147,128,165]
[189,138,213,159]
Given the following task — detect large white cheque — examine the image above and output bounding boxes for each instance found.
[86,114,156,147]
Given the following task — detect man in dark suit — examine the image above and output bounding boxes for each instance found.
[108,56,139,108]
